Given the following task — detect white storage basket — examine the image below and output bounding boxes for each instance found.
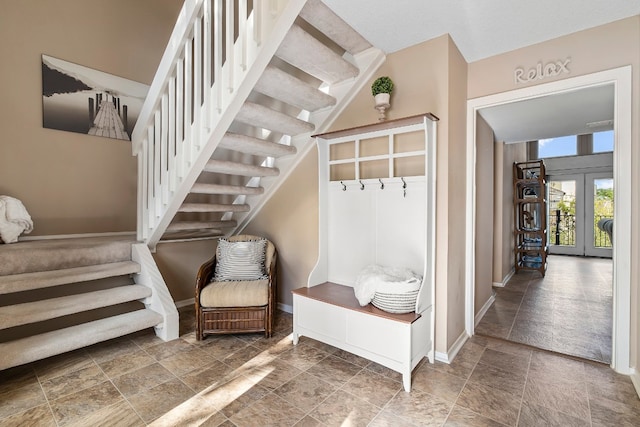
[371,288,420,314]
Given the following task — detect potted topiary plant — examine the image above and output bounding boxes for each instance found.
[371,76,394,121]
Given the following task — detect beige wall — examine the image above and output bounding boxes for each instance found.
[492,142,527,283]
[243,152,319,306]
[153,240,217,303]
[445,39,469,347]
[0,0,183,236]
[469,16,640,371]
[475,115,494,312]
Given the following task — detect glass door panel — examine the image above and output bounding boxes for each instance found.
[547,175,584,255]
[585,173,613,257]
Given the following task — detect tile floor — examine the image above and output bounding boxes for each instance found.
[476,255,612,364]
[2,304,639,426]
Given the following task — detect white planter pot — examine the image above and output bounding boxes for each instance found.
[374,93,390,106]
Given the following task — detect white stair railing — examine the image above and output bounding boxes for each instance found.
[131,0,307,249]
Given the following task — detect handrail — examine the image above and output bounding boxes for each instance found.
[131,0,306,246]
[131,0,202,155]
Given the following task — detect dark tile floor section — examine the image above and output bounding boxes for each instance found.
[476,255,612,364]
[2,302,638,426]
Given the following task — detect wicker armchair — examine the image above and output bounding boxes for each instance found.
[195,235,277,339]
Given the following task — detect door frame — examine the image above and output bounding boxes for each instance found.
[465,66,632,374]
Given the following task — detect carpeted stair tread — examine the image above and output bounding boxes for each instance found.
[276,24,359,84]
[178,203,250,212]
[235,101,315,136]
[219,131,297,158]
[0,309,163,370]
[0,236,136,276]
[254,66,336,112]
[203,159,280,177]
[166,219,238,232]
[0,285,152,330]
[299,0,372,55]
[190,183,264,196]
[0,261,140,295]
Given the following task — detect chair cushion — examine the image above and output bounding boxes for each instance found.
[200,279,269,308]
[213,238,268,281]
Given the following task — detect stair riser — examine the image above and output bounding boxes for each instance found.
[0,285,152,330]
[0,261,141,295]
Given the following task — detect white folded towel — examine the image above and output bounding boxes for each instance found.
[0,196,34,243]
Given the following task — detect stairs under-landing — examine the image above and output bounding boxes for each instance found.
[0,236,178,371]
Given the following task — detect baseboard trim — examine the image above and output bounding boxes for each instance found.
[278,303,293,314]
[175,298,195,309]
[20,231,136,241]
[492,268,515,288]
[631,370,640,399]
[475,291,496,327]
[435,331,469,364]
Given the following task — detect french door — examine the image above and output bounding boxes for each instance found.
[547,172,613,257]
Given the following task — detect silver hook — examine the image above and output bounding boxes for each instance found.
[379,178,384,190]
[359,180,365,190]
[340,181,346,191]
[401,177,407,198]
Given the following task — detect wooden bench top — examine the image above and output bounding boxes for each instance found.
[292,282,421,324]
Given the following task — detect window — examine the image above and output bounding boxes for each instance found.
[593,130,614,153]
[538,135,577,158]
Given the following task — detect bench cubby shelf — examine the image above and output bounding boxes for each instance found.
[292,113,438,392]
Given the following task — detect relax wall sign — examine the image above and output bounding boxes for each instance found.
[514,57,571,83]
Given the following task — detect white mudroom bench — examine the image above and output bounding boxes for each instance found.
[292,114,438,392]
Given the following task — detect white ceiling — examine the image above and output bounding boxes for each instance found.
[321,0,638,144]
[478,84,615,143]
[322,0,640,63]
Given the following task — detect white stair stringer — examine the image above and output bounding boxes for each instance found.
[0,310,163,371]
[131,243,179,341]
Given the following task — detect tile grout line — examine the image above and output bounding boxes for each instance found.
[442,346,489,425]
[514,348,534,426]
[32,365,61,427]
[90,338,158,426]
[505,275,531,341]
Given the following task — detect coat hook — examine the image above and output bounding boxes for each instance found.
[359,180,365,190]
[340,181,346,191]
[379,178,384,190]
[401,177,407,198]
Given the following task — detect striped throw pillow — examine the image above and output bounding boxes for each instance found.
[213,238,268,281]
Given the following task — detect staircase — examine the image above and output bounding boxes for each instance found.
[132,0,385,248]
[0,236,178,370]
[0,0,381,370]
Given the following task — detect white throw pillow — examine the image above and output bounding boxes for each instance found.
[213,238,268,281]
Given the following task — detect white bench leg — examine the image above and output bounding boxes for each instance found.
[402,372,411,392]
[292,331,299,345]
